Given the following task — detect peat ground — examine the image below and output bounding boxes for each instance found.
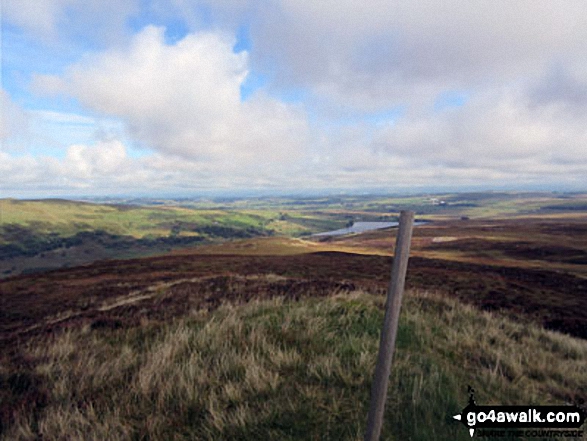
[2,249,586,350]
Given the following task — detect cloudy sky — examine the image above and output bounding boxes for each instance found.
[1,0,586,197]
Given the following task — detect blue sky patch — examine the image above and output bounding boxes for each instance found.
[434,90,469,111]
[233,24,252,53]
[240,71,268,101]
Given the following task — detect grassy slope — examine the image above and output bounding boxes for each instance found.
[0,199,356,250]
[2,193,587,245]
[2,194,587,439]
[0,199,273,240]
[4,193,586,237]
[170,236,391,257]
[0,200,320,277]
[2,288,586,440]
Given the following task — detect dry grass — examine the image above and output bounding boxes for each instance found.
[172,236,390,257]
[2,290,586,440]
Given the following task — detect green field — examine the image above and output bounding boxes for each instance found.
[0,199,273,239]
[3,192,586,240]
[0,198,365,242]
[0,198,349,277]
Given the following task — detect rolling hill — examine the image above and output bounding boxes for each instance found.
[1,194,587,439]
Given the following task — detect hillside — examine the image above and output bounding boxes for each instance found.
[1,239,586,438]
[2,195,587,439]
[2,193,587,278]
[2,284,586,440]
[0,199,337,278]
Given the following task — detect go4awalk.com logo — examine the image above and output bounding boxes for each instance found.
[453,387,587,438]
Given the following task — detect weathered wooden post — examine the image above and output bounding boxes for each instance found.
[364,210,414,441]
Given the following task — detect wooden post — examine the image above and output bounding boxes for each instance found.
[364,210,414,441]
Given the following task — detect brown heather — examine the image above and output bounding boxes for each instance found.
[2,287,586,440]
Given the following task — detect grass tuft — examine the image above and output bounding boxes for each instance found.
[2,290,586,440]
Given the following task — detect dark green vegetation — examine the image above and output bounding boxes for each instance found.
[0,225,208,260]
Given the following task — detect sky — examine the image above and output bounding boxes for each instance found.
[1,0,586,197]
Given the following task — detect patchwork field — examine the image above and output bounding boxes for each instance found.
[3,192,587,278]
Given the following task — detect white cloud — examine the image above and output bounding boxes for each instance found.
[430,96,580,161]
[3,0,138,43]
[3,0,75,39]
[1,140,141,193]
[31,110,96,126]
[529,67,587,115]
[61,140,128,177]
[33,26,309,166]
[9,2,587,194]
[0,138,309,195]
[0,90,31,151]
[233,0,587,111]
[365,85,587,184]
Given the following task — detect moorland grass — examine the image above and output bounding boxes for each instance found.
[2,289,586,440]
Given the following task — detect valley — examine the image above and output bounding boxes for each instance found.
[1,192,586,440]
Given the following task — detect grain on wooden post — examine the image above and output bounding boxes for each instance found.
[364,210,415,441]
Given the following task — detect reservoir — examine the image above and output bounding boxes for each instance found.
[313,221,427,237]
